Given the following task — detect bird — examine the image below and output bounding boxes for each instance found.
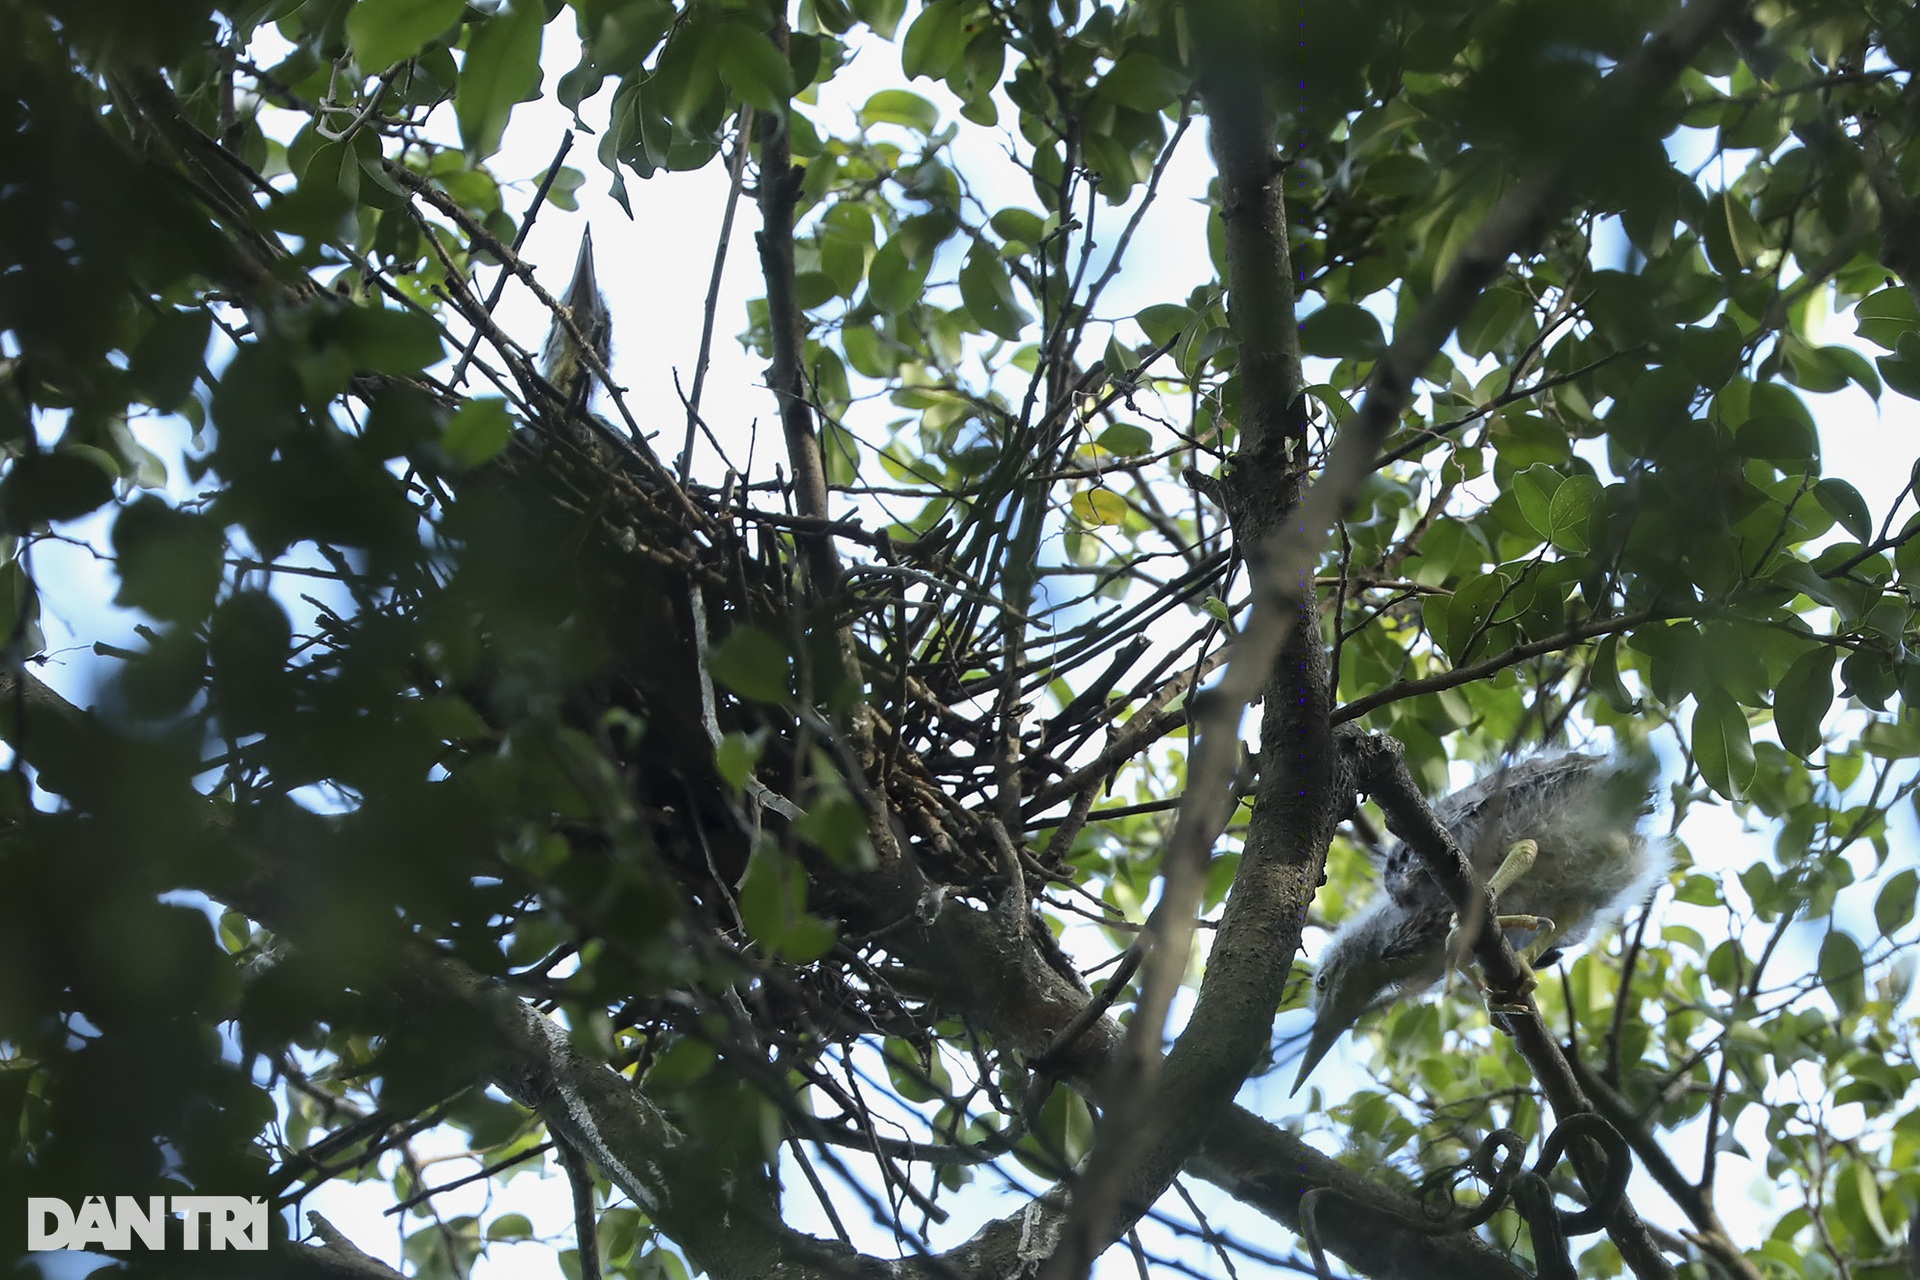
[1292,751,1667,1095]
[540,228,613,416]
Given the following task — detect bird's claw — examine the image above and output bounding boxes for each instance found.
[1484,967,1538,1030]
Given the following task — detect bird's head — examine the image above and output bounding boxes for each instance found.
[1292,899,1443,1096]
[541,229,613,412]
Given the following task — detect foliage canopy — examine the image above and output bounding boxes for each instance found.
[5,0,1920,1278]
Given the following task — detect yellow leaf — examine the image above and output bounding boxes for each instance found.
[1071,488,1127,526]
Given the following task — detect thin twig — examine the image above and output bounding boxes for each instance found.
[680,107,754,482]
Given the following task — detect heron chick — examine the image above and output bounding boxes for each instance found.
[1293,752,1667,1094]
[541,228,612,415]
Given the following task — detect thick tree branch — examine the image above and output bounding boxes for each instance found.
[1041,0,1751,1269]
[299,1211,409,1278]
[1347,733,1674,1279]
[754,19,839,597]
[1567,1057,1766,1280]
[1040,6,1334,1274]
[883,874,1532,1280]
[1027,0,1749,1268]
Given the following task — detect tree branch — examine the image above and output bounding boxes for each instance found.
[1347,733,1674,1279]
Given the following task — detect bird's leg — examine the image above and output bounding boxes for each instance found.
[1446,839,1559,1013]
[1485,836,1537,898]
[1446,839,1546,968]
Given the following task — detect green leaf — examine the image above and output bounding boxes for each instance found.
[1678,317,1743,390]
[794,792,875,870]
[487,1214,533,1241]
[129,310,212,412]
[1545,474,1600,552]
[1874,869,1917,938]
[1458,284,1529,359]
[1589,634,1637,713]
[775,914,839,963]
[869,238,931,314]
[305,140,360,204]
[648,17,722,133]
[330,304,446,377]
[1300,304,1385,360]
[1843,648,1896,711]
[1096,53,1185,111]
[442,398,515,467]
[715,23,794,111]
[883,1036,947,1102]
[1734,416,1816,462]
[901,0,968,80]
[819,202,874,297]
[1817,930,1864,1016]
[1490,411,1571,467]
[1071,488,1127,526]
[1663,923,1708,955]
[347,0,465,71]
[1097,423,1151,457]
[958,244,1030,340]
[1853,1162,1894,1245]
[1135,303,1193,346]
[1443,573,1509,661]
[1823,343,1882,399]
[643,1036,717,1090]
[1511,464,1562,539]
[715,730,766,789]
[1,451,116,530]
[708,627,790,704]
[859,89,939,133]
[1361,153,1432,199]
[737,846,839,962]
[456,0,546,159]
[1861,716,1920,759]
[1812,478,1872,541]
[1703,189,1764,274]
[111,497,224,623]
[1673,874,1721,907]
[1766,561,1849,616]
[737,846,795,949]
[1877,350,1920,399]
[1693,690,1755,800]
[1773,647,1835,759]
[849,0,907,38]
[991,207,1046,247]
[1854,285,1920,349]
[842,323,889,378]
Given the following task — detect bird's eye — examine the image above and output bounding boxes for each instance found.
[1314,972,1327,991]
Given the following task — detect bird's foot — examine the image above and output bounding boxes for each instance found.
[1444,841,1548,972]
[1484,967,1538,1029]
[1443,840,1555,1001]
[1497,913,1553,936]
[1479,915,1556,1027]
[1443,913,1554,976]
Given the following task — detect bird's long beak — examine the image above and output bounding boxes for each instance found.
[567,228,599,310]
[1291,1022,1341,1097]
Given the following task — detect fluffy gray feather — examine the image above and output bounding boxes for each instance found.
[1293,752,1668,1093]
